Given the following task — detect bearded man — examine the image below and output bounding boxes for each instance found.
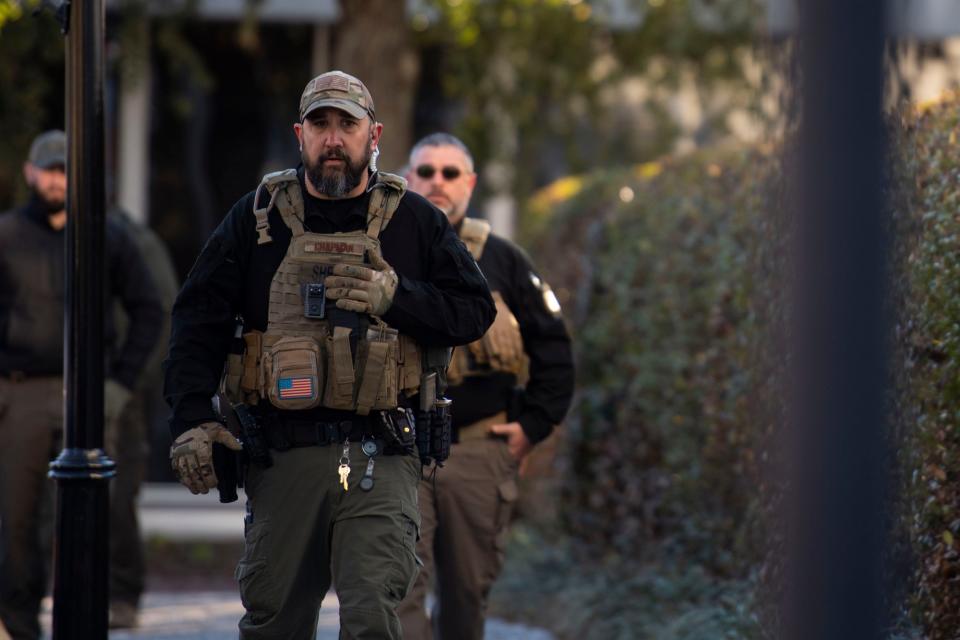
[0,130,163,638]
[163,71,495,639]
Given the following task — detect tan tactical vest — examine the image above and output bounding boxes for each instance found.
[223,170,426,415]
[446,218,527,386]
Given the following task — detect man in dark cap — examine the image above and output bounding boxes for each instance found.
[164,71,495,638]
[0,130,164,639]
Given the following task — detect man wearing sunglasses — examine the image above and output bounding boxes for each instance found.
[398,133,575,640]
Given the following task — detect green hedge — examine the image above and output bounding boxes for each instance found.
[893,95,960,640]
[524,148,779,574]
[506,96,960,638]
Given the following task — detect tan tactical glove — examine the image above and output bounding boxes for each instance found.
[103,379,132,456]
[480,291,525,374]
[324,250,398,316]
[170,422,242,495]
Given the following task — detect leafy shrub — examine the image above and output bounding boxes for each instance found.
[892,94,960,640]
[523,148,779,576]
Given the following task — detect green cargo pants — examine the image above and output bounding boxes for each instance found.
[237,441,421,640]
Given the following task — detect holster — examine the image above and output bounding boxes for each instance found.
[212,443,240,504]
[212,393,273,504]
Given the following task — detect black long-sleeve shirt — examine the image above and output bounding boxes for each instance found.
[163,172,495,438]
[448,230,575,444]
[0,196,164,390]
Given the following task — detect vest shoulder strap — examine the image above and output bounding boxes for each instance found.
[252,169,304,243]
[366,172,407,239]
[459,217,491,260]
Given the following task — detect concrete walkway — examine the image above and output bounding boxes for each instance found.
[40,591,553,639]
[35,483,553,639]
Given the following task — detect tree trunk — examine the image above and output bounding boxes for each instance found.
[332,1,419,174]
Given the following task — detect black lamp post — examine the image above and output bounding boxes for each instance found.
[48,0,115,637]
[788,2,889,639]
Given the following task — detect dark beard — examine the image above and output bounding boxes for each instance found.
[304,145,372,198]
[31,188,64,214]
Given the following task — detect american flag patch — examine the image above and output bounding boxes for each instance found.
[278,376,315,399]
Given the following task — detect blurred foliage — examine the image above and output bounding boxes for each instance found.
[490,524,762,640]
[525,144,777,569]
[504,142,783,637]
[891,93,960,640]
[504,90,960,638]
[0,0,63,209]
[416,0,765,199]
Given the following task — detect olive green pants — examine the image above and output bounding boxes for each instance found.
[397,437,519,640]
[237,442,421,640]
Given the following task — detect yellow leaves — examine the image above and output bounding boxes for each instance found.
[943,530,955,546]
[913,90,960,117]
[0,0,28,30]
[528,175,585,216]
[635,161,663,180]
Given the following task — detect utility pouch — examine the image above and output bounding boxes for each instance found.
[377,408,416,455]
[265,336,323,410]
[240,331,263,403]
[430,397,452,465]
[414,401,453,467]
[222,323,246,403]
[398,335,422,396]
[324,326,356,409]
[355,325,400,415]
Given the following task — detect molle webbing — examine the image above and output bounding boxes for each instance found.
[366,172,407,239]
[241,168,421,413]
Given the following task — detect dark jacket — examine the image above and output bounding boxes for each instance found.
[0,196,165,390]
[163,172,496,438]
[448,229,575,444]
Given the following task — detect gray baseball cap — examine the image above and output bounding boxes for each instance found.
[28,130,66,169]
[299,70,376,122]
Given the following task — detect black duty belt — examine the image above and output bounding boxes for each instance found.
[262,418,364,451]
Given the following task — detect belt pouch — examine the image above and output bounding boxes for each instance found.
[265,336,323,410]
[323,326,356,409]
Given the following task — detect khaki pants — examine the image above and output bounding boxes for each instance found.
[0,377,63,640]
[397,435,519,640]
[237,442,421,640]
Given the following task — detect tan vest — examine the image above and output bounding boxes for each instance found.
[223,170,427,415]
[446,218,526,386]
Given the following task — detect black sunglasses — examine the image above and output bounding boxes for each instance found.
[415,165,462,181]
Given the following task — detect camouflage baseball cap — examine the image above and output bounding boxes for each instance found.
[28,130,66,169]
[299,70,376,122]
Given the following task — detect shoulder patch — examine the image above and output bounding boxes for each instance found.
[530,271,562,317]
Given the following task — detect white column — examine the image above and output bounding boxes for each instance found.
[117,60,151,224]
[484,192,516,241]
[312,24,331,75]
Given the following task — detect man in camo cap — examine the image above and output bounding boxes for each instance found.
[165,71,494,639]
